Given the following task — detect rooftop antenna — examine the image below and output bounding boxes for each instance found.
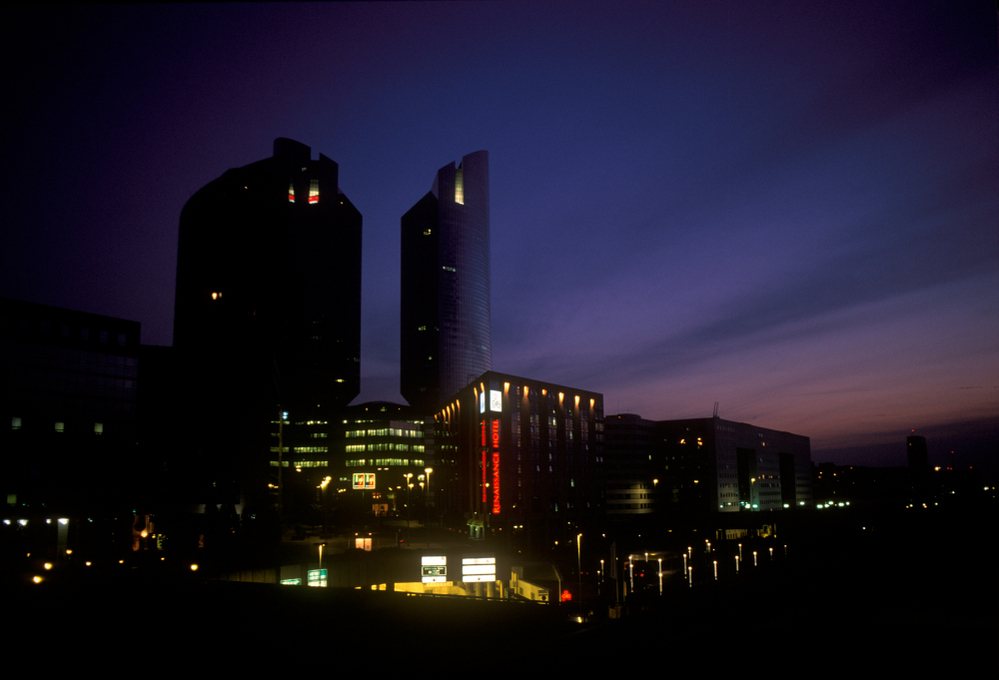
[713,401,719,418]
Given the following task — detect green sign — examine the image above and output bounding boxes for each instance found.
[307,569,328,587]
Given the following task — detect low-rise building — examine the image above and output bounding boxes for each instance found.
[656,417,812,514]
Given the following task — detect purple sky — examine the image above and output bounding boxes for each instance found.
[3,2,997,470]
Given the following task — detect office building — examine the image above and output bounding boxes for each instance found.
[603,413,658,517]
[174,138,362,507]
[433,371,603,550]
[0,297,140,512]
[333,401,429,519]
[656,417,812,514]
[401,151,491,414]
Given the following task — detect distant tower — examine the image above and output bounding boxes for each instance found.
[907,434,930,505]
[907,435,929,472]
[401,151,491,413]
[174,138,362,503]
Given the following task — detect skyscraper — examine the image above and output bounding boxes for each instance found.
[401,151,491,414]
[174,138,362,504]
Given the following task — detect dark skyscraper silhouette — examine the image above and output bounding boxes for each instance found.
[174,138,361,504]
[401,151,491,413]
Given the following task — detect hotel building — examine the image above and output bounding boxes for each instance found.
[433,371,604,550]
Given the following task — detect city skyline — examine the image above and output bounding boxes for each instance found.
[2,2,996,470]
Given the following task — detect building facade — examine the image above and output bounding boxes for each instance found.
[333,401,429,520]
[0,297,140,512]
[656,417,813,514]
[603,413,658,517]
[401,151,491,414]
[433,371,603,550]
[174,138,362,507]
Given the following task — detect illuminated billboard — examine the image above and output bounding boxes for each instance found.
[461,556,496,583]
[422,555,447,583]
[352,472,375,490]
[307,568,327,587]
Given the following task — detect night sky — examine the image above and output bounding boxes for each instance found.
[3,2,996,470]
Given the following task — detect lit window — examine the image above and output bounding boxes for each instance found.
[288,182,295,203]
[454,168,463,204]
[11,417,21,430]
[309,179,319,204]
[94,423,103,435]
[55,422,65,433]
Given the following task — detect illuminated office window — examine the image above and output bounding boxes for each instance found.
[454,168,463,204]
[309,179,319,204]
[288,182,295,203]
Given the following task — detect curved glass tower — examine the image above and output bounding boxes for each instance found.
[174,139,361,503]
[175,138,362,409]
[401,151,491,414]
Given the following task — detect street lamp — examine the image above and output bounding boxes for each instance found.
[576,533,583,619]
[424,467,433,520]
[404,473,413,528]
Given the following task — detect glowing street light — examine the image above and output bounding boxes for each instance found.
[576,533,583,619]
[404,472,414,528]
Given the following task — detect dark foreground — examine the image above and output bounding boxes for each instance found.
[7,514,995,672]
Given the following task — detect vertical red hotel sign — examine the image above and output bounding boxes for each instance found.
[479,418,501,513]
[481,421,488,504]
[480,388,502,514]
[491,419,501,514]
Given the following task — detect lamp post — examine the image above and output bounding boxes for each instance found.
[576,533,583,620]
[319,476,331,535]
[425,467,433,525]
[404,473,413,528]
